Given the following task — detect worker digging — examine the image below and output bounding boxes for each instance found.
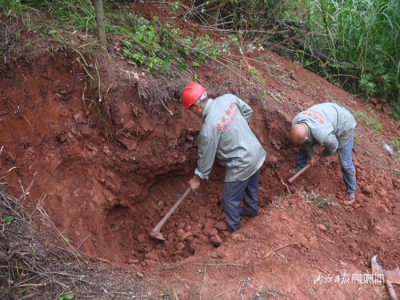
[288,103,357,202]
[182,82,267,232]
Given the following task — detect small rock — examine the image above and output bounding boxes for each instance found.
[223,231,231,238]
[181,232,193,240]
[210,234,222,247]
[188,238,199,252]
[231,233,246,242]
[198,234,209,244]
[176,242,185,251]
[362,185,374,195]
[74,111,87,124]
[145,252,158,260]
[211,252,219,258]
[127,259,139,264]
[316,224,327,231]
[269,155,278,165]
[301,242,310,250]
[163,241,172,249]
[167,232,175,242]
[204,218,216,230]
[137,234,146,243]
[80,125,93,136]
[144,244,153,252]
[204,228,218,237]
[215,221,228,231]
[176,229,185,238]
[378,189,387,197]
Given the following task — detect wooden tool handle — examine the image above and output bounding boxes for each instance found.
[288,156,320,183]
[150,187,192,237]
[386,280,398,300]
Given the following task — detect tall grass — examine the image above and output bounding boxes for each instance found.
[290,0,400,106]
[0,0,97,33]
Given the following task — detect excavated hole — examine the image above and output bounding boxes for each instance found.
[96,155,284,266]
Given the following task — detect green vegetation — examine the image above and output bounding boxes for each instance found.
[2,0,399,113]
[4,215,15,224]
[183,0,400,115]
[58,292,75,300]
[121,18,219,75]
[0,0,220,75]
[285,0,400,106]
[303,191,336,209]
[354,111,382,131]
[248,65,267,86]
[391,140,400,154]
[315,195,336,208]
[353,133,361,145]
[303,190,319,204]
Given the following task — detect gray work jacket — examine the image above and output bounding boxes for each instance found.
[195,94,266,182]
[292,103,356,157]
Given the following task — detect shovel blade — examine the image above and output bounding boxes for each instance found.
[150,230,165,241]
[371,255,400,285]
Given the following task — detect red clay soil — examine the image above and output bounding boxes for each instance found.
[1,8,400,299]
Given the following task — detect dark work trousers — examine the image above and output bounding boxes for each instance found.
[222,169,260,232]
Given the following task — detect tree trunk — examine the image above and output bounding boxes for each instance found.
[94,0,107,49]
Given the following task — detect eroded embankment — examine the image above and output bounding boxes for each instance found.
[2,49,400,274]
[0,50,293,265]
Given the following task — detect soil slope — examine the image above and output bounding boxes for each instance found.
[1,7,400,299]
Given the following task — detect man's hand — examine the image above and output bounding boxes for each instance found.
[189,175,201,190]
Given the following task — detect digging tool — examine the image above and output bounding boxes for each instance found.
[371,255,400,300]
[150,187,192,241]
[288,156,320,183]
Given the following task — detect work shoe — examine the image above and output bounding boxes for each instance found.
[238,207,258,217]
[289,167,301,175]
[346,192,356,204]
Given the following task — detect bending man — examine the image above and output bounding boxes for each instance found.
[182,82,266,232]
[289,103,357,200]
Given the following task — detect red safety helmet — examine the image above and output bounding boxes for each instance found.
[182,82,206,109]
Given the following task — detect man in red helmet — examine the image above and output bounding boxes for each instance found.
[182,82,267,232]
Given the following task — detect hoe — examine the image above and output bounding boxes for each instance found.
[150,187,192,241]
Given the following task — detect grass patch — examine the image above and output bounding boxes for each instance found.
[303,191,336,209]
[354,111,382,131]
[391,140,400,155]
[248,65,267,86]
[354,133,361,145]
